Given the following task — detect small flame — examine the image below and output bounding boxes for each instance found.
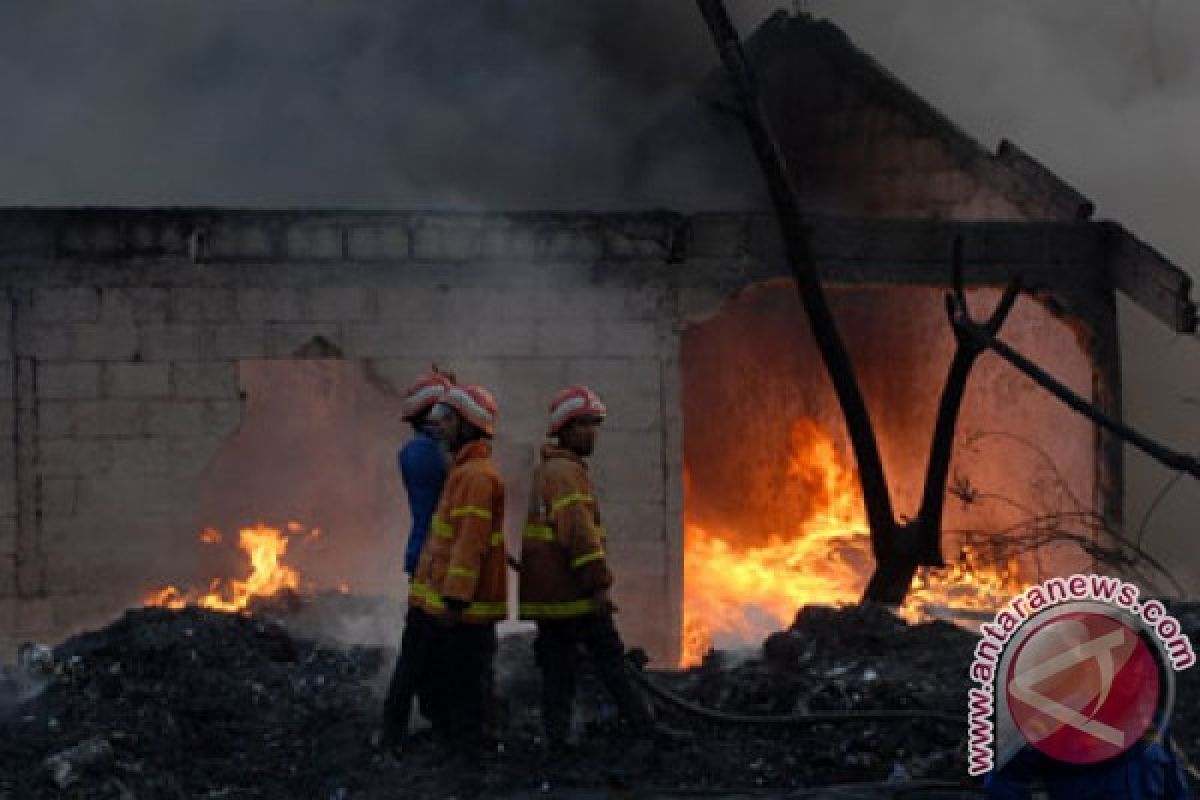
[682,419,1024,666]
[145,523,304,613]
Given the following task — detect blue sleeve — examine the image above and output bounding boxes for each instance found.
[400,438,447,575]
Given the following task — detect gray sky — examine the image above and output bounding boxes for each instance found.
[1,1,1196,587]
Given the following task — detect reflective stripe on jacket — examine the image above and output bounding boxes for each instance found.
[518,444,613,620]
[408,439,507,622]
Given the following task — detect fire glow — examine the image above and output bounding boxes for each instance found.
[682,419,1024,666]
[145,523,312,613]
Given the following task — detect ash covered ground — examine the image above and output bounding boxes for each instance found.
[1,599,1197,799]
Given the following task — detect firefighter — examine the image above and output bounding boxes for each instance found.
[380,370,453,753]
[519,385,684,756]
[408,383,507,750]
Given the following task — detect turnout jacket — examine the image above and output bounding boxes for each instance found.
[518,444,613,620]
[408,440,507,623]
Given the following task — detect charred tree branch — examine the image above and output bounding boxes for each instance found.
[914,240,1022,565]
[952,314,1200,480]
[694,0,895,541]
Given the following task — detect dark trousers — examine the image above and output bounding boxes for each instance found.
[432,621,498,745]
[382,606,443,744]
[534,613,653,743]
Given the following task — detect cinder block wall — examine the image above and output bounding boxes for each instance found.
[0,208,1117,665]
[0,210,730,664]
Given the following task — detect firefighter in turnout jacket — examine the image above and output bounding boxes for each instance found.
[519,385,667,752]
[408,384,506,745]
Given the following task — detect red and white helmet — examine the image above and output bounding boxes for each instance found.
[401,371,453,421]
[547,385,607,436]
[443,384,499,437]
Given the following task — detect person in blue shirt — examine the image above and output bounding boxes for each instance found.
[986,729,1193,799]
[380,369,453,755]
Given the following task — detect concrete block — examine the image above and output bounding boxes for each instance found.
[462,321,537,358]
[14,597,55,636]
[108,437,170,476]
[375,288,441,322]
[0,515,16,555]
[535,319,597,358]
[603,221,673,260]
[593,443,664,505]
[170,288,236,322]
[106,362,170,398]
[100,288,169,323]
[412,219,482,261]
[0,406,12,438]
[364,358,428,393]
[137,323,204,362]
[212,323,268,359]
[267,322,344,358]
[286,224,343,260]
[76,477,176,517]
[41,476,78,517]
[0,482,14,517]
[564,358,660,396]
[172,362,240,400]
[347,225,410,261]
[307,287,371,321]
[38,400,73,438]
[72,400,146,437]
[39,363,101,399]
[688,214,748,259]
[143,400,205,437]
[71,322,139,361]
[40,438,108,477]
[0,362,11,400]
[595,321,660,357]
[32,288,99,322]
[237,288,304,322]
[20,324,74,360]
[603,387,661,432]
[204,400,243,438]
[168,436,224,478]
[206,223,273,260]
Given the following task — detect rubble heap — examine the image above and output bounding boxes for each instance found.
[1,601,1196,798]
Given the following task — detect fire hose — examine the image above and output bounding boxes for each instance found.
[505,553,961,728]
[624,662,962,727]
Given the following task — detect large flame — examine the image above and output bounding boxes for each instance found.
[682,419,1023,666]
[145,523,308,612]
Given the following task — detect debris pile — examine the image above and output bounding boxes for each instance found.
[2,600,1196,797]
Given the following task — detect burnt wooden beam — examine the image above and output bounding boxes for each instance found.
[1103,221,1197,334]
[744,215,1107,292]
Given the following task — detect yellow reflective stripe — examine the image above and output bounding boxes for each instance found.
[551,492,594,513]
[465,601,506,617]
[519,599,596,618]
[523,524,555,542]
[448,566,476,579]
[450,505,492,520]
[412,582,504,617]
[431,516,453,539]
[572,550,605,569]
[409,581,444,610]
[489,531,505,546]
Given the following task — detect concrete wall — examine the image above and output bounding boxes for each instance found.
[0,211,713,663]
[0,208,1122,664]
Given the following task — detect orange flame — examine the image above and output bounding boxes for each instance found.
[145,523,305,613]
[682,419,1023,666]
